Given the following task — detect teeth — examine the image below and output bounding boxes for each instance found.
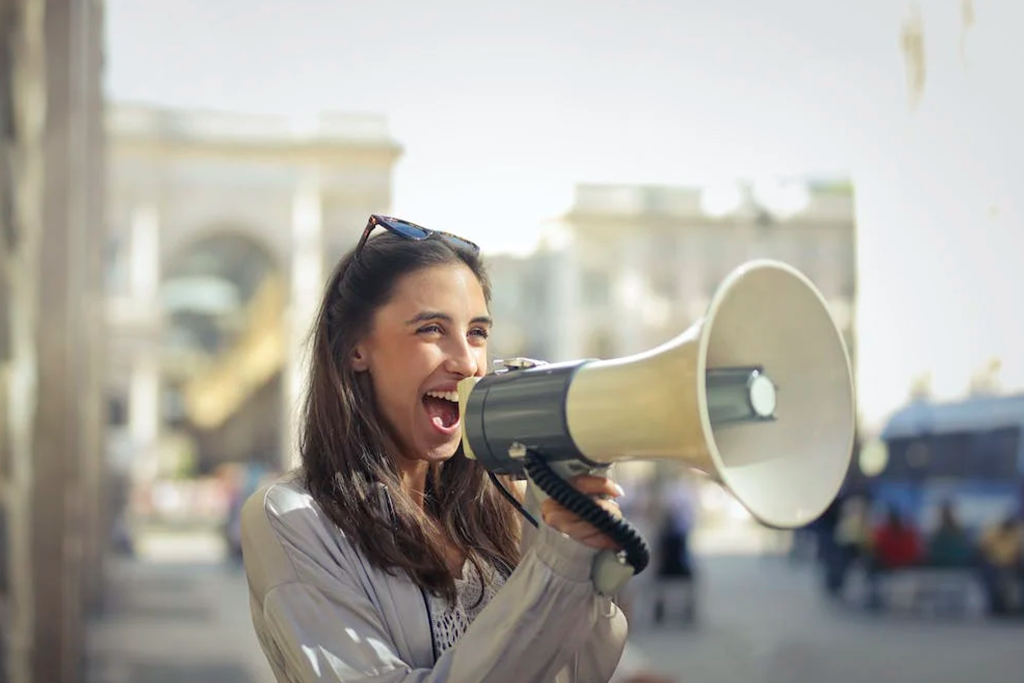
[425,390,459,402]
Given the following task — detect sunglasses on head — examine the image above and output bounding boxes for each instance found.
[355,215,480,259]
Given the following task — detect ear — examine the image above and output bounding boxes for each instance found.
[351,345,370,372]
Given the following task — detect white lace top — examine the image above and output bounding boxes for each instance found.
[426,560,507,661]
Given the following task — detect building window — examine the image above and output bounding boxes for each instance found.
[646,233,682,300]
[107,393,129,427]
[105,236,129,295]
[0,272,10,362]
[585,330,616,359]
[582,269,610,309]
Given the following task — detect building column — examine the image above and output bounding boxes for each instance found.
[125,203,162,480]
[1,1,105,681]
[283,168,323,471]
[549,242,583,361]
[613,235,645,355]
[128,357,161,481]
[2,2,49,681]
[129,203,160,306]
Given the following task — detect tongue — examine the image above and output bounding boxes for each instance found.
[423,397,459,429]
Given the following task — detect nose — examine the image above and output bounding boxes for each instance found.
[443,336,480,378]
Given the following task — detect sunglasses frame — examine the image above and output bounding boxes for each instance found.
[355,214,480,260]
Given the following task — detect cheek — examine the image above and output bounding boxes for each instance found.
[475,347,489,375]
[370,355,421,415]
[366,363,400,413]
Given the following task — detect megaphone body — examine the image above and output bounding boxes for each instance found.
[458,259,855,531]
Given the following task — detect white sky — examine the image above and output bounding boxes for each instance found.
[105,0,1024,431]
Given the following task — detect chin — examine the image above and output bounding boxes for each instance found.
[424,441,461,463]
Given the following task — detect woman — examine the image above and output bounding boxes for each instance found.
[240,215,636,682]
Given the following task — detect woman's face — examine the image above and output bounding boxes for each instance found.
[353,262,490,469]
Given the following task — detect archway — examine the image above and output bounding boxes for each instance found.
[158,230,286,475]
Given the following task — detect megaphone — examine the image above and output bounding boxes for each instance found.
[457,259,855,532]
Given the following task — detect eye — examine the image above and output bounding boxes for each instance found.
[469,327,490,340]
[417,324,443,336]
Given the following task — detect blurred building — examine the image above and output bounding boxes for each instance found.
[490,179,857,369]
[2,1,106,681]
[484,249,568,363]
[103,103,402,488]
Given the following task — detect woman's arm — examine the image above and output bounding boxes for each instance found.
[518,477,630,683]
[243,482,625,683]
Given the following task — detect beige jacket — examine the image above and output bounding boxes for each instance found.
[241,471,629,682]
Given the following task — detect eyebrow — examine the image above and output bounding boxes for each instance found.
[405,311,493,327]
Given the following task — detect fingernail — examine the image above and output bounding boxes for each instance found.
[613,484,625,497]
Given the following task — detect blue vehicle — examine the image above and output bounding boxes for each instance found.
[864,392,1024,535]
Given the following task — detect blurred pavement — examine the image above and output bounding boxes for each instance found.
[629,556,1024,682]
[86,528,1024,683]
[86,528,274,683]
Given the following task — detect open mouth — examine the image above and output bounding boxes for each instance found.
[423,390,460,431]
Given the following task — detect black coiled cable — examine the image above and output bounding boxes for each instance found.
[523,450,651,575]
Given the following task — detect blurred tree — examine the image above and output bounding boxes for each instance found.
[909,371,933,401]
[901,0,977,109]
[969,357,1002,396]
[900,3,926,110]
[960,0,975,65]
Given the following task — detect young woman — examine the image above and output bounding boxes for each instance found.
[240,215,636,682]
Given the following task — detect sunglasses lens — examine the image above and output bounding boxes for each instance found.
[435,231,481,253]
[380,217,430,240]
[367,216,479,254]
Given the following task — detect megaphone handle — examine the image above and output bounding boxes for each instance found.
[522,460,610,523]
[525,459,604,505]
[522,453,650,597]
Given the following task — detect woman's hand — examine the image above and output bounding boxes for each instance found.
[540,474,625,550]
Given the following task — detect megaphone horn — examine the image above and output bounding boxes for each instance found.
[457,259,855,531]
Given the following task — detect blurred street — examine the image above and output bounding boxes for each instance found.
[631,557,1024,682]
[86,529,274,683]
[85,528,1024,683]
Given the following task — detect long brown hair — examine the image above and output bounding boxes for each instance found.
[300,231,522,602]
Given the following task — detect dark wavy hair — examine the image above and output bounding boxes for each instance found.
[300,231,522,602]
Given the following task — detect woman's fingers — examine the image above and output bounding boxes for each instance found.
[563,474,625,499]
[541,496,623,523]
[539,476,626,549]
